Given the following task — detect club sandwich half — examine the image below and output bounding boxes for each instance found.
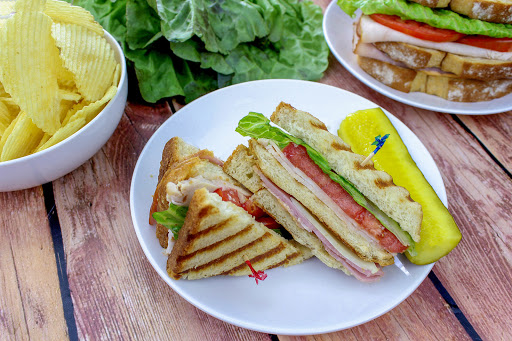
[225,102,423,282]
[149,137,310,280]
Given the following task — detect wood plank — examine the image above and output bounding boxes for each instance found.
[457,113,512,171]
[0,188,68,340]
[278,271,470,341]
[52,102,271,340]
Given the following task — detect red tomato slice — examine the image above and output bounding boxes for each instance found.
[242,199,266,218]
[370,14,465,42]
[213,188,242,207]
[256,216,281,229]
[457,35,512,52]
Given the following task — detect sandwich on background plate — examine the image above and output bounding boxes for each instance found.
[338,0,512,102]
[226,102,423,282]
[149,137,310,280]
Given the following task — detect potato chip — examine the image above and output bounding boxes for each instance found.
[34,133,51,152]
[112,63,121,87]
[44,0,104,36]
[62,100,88,126]
[82,85,117,123]
[0,0,61,134]
[0,111,20,153]
[36,114,86,153]
[0,81,7,97]
[1,112,44,161]
[58,88,81,102]
[52,22,117,102]
[0,97,20,114]
[0,100,16,137]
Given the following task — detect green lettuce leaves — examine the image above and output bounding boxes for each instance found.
[337,0,512,38]
[67,0,329,103]
[236,112,416,253]
[152,203,189,240]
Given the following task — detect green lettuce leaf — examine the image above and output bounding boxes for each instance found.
[337,0,512,38]
[126,0,162,50]
[153,203,189,240]
[170,0,329,85]
[153,0,269,54]
[124,47,185,103]
[236,112,416,252]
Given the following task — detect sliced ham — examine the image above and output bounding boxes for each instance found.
[254,167,383,282]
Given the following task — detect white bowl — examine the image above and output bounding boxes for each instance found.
[0,31,128,192]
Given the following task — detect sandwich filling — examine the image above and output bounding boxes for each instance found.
[156,174,284,239]
[357,15,512,60]
[235,112,416,255]
[254,166,383,282]
[261,139,406,253]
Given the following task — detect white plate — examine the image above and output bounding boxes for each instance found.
[130,80,439,335]
[323,1,512,115]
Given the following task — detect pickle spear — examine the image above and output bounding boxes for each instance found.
[338,108,461,265]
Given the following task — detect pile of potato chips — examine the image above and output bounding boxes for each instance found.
[0,0,121,162]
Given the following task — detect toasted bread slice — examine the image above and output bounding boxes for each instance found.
[441,53,512,80]
[357,56,512,101]
[450,0,512,24]
[158,137,215,182]
[270,102,423,244]
[248,138,394,266]
[374,42,512,80]
[408,0,450,7]
[357,56,428,93]
[374,42,447,69]
[167,188,306,280]
[223,144,265,193]
[224,145,350,273]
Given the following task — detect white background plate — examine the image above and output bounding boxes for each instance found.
[323,1,512,115]
[130,80,439,335]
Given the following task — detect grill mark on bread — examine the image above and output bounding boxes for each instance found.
[354,160,374,170]
[187,216,234,242]
[269,251,301,269]
[198,206,216,220]
[331,141,351,152]
[219,240,288,275]
[310,120,328,131]
[177,225,253,263]
[182,232,273,275]
[375,178,393,188]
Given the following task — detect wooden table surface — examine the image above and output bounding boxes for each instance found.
[2,1,511,340]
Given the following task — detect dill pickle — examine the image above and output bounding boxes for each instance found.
[338,108,461,265]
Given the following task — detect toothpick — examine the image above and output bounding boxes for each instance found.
[360,134,389,166]
[243,254,267,284]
